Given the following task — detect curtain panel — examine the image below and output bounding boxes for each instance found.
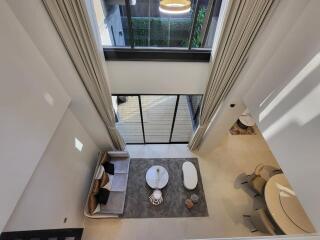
[188,0,274,150]
[42,0,125,150]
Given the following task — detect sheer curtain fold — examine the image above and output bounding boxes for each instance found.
[43,0,125,150]
[188,0,274,151]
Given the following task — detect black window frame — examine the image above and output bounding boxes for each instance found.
[104,48,210,62]
[102,0,222,62]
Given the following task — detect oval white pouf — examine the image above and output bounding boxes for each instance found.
[182,161,198,190]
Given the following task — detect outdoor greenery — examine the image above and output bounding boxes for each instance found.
[191,7,206,48]
[132,18,149,46]
[124,6,207,48]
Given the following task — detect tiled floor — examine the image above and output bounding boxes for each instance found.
[83,128,280,240]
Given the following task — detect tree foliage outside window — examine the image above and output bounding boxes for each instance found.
[122,6,207,48]
[191,7,206,48]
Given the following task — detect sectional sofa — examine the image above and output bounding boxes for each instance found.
[84,150,130,218]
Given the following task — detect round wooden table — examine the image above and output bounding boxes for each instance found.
[264,174,315,234]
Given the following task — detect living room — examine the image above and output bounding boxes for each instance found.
[1,0,320,240]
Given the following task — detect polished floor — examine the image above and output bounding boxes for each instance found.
[83,128,280,240]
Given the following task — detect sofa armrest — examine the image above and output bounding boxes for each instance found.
[108,151,130,158]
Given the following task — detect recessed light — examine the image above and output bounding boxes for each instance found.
[74,137,83,152]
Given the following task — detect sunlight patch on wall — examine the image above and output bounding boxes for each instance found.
[259,52,320,122]
[43,92,54,106]
[261,52,320,141]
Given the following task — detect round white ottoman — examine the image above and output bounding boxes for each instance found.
[182,161,198,190]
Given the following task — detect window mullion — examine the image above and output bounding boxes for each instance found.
[138,95,146,144]
[169,95,180,143]
[125,0,134,48]
[200,0,215,47]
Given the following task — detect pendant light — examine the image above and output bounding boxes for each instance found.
[159,0,191,14]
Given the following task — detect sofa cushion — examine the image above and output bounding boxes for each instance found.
[112,160,130,174]
[96,188,110,205]
[109,173,127,191]
[102,162,114,175]
[100,191,126,214]
[92,179,100,194]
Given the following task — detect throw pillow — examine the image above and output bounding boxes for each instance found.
[102,174,113,191]
[96,188,110,205]
[92,179,100,194]
[93,204,100,214]
[102,162,114,175]
[100,172,109,188]
[100,152,110,164]
[95,165,104,180]
[88,193,100,215]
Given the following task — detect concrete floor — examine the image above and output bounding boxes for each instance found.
[83,128,280,240]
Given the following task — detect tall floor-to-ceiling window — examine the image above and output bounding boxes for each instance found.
[93,0,222,61]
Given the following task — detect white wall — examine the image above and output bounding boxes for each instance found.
[107,61,209,94]
[200,0,320,232]
[244,0,320,232]
[4,109,100,231]
[200,0,308,154]
[6,0,113,149]
[0,0,70,232]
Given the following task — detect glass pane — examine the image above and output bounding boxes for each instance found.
[130,0,196,48]
[171,95,201,142]
[189,95,202,127]
[141,95,176,143]
[92,0,222,50]
[113,96,144,143]
[192,0,222,49]
[93,0,130,47]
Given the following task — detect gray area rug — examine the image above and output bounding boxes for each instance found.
[122,158,208,218]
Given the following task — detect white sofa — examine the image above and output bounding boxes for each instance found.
[84,151,130,218]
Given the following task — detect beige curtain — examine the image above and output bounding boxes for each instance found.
[189,0,274,150]
[43,0,125,150]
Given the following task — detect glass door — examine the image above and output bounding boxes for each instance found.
[113,94,202,144]
[141,95,177,143]
[113,95,144,144]
[170,95,194,142]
